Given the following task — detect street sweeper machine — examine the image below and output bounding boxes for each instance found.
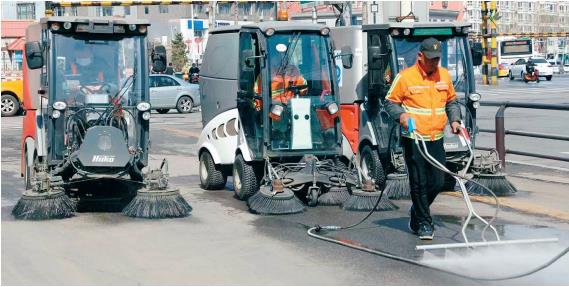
[197,21,386,214]
[14,16,191,220]
[327,22,511,198]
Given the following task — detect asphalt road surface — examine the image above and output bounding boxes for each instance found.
[2,100,569,284]
[475,75,569,170]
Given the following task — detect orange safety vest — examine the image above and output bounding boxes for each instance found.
[385,63,456,141]
[255,66,307,105]
[71,63,105,82]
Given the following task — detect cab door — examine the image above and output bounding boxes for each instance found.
[237,31,263,159]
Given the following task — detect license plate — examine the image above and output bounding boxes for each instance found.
[444,142,459,149]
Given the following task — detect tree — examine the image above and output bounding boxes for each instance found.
[170,33,188,72]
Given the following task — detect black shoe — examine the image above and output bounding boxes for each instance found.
[417,223,434,240]
[408,217,419,234]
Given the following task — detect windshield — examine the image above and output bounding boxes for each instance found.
[265,33,338,152]
[52,34,144,107]
[394,36,468,93]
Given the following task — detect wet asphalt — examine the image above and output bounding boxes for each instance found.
[2,106,569,285]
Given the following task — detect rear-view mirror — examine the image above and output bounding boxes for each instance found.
[340,46,353,69]
[470,42,483,66]
[25,41,44,70]
[152,45,167,73]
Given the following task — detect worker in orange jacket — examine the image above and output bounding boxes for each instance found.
[385,37,462,240]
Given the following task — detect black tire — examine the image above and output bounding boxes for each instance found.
[176,96,193,114]
[509,71,514,80]
[546,76,552,81]
[360,145,386,189]
[156,109,170,114]
[1,94,20,117]
[199,151,227,190]
[233,154,258,200]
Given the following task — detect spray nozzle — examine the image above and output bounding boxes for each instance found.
[403,117,416,135]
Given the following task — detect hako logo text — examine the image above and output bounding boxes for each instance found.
[92,155,115,163]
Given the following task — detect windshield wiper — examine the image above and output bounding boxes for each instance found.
[276,32,301,76]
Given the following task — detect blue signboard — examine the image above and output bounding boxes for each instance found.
[14,51,22,63]
[187,20,205,31]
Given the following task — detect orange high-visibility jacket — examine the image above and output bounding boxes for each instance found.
[71,63,105,82]
[385,63,461,141]
[255,66,307,105]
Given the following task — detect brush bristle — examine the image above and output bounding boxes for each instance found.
[341,190,399,211]
[122,189,192,219]
[466,173,517,196]
[318,186,350,206]
[12,189,76,220]
[247,187,305,215]
[385,173,411,200]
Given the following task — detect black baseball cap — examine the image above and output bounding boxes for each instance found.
[420,37,442,59]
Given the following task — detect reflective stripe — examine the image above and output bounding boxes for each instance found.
[402,105,432,115]
[408,85,430,89]
[435,107,446,115]
[402,132,445,141]
[386,74,402,100]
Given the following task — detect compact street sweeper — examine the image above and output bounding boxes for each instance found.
[15,17,191,220]
[196,21,384,214]
[328,22,517,199]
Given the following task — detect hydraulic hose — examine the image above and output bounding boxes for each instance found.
[308,126,569,282]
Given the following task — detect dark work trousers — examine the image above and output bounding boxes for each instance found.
[402,137,446,226]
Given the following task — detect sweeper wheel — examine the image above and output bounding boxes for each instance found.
[199,151,227,190]
[361,145,386,189]
[233,154,259,200]
[306,187,319,207]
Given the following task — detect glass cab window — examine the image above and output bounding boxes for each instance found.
[265,32,338,153]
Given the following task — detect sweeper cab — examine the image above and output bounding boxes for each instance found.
[198,22,361,213]
[15,16,191,219]
[330,22,485,188]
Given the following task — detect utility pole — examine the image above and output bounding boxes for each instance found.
[481,1,489,85]
[311,6,317,24]
[233,1,238,25]
[208,1,216,30]
[490,0,498,86]
[342,2,352,26]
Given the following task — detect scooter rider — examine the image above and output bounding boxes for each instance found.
[384,37,462,240]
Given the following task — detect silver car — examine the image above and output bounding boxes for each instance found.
[149,74,201,114]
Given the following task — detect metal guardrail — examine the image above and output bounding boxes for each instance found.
[477,101,569,168]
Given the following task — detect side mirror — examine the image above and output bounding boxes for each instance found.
[25,41,44,70]
[152,45,167,73]
[340,46,353,69]
[470,42,483,66]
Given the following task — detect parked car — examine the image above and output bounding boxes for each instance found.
[509,57,553,81]
[1,78,24,117]
[149,74,200,114]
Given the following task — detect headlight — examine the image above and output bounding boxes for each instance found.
[142,111,151,120]
[469,93,481,102]
[138,25,147,33]
[137,102,151,112]
[320,27,330,36]
[52,110,61,119]
[50,22,61,31]
[403,28,411,36]
[269,104,284,121]
[265,28,275,36]
[53,101,67,110]
[455,27,462,33]
[391,29,400,36]
[472,101,481,109]
[128,24,137,31]
[326,102,339,115]
[63,22,72,30]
